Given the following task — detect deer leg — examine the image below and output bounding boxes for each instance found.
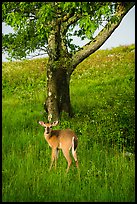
[62,148,72,173]
[50,148,56,171]
[54,148,59,169]
[72,150,79,168]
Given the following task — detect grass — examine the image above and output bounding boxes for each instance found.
[2,44,135,202]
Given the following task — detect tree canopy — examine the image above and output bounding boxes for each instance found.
[2,2,134,60]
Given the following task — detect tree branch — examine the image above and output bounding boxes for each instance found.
[71,2,135,73]
[61,13,82,35]
[61,12,75,23]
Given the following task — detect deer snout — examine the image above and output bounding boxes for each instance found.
[45,127,50,134]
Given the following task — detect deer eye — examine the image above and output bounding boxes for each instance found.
[49,126,52,129]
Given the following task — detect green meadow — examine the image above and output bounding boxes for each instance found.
[2,45,135,202]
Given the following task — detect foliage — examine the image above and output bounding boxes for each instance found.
[2,2,122,59]
[2,45,135,201]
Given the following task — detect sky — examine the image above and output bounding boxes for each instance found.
[2,5,135,62]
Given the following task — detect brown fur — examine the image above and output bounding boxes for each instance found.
[39,121,79,172]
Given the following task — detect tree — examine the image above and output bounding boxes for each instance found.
[2,2,135,121]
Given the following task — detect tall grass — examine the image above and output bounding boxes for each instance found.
[2,45,135,202]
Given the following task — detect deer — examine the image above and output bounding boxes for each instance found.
[39,120,78,173]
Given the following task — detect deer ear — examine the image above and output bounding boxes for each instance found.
[51,121,59,126]
[39,121,46,127]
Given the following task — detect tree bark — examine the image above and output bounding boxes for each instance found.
[46,59,72,121]
[56,67,72,115]
[45,15,73,121]
[46,60,59,121]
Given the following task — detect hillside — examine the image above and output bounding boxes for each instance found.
[2,44,135,202]
[2,44,135,152]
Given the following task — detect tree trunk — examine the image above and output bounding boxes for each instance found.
[45,58,72,121]
[45,60,59,121]
[56,67,72,115]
